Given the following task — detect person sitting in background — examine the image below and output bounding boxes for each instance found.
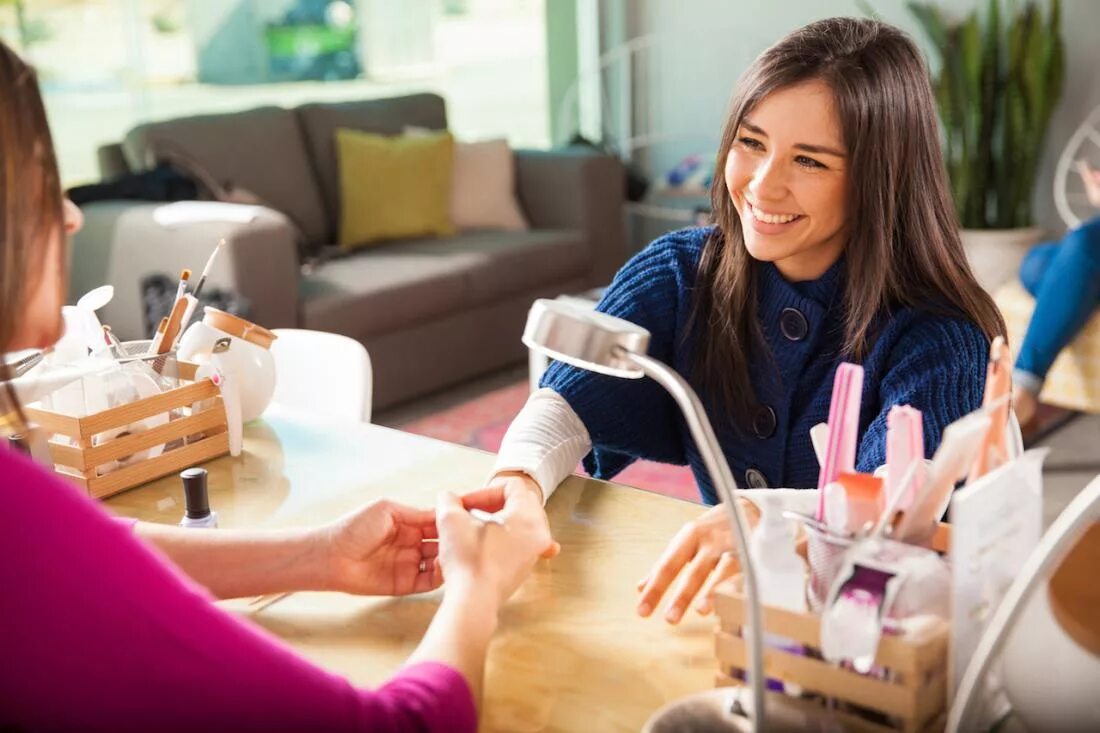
[1011,161,1100,428]
[0,41,556,733]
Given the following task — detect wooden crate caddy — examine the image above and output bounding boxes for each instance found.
[24,361,229,499]
[714,526,951,733]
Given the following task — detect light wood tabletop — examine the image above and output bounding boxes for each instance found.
[105,405,716,732]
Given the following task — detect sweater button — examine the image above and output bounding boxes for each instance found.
[745,468,769,489]
[752,405,776,439]
[780,308,809,341]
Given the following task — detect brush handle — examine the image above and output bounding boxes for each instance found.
[968,337,1012,482]
[157,296,194,356]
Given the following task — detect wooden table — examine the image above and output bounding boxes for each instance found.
[106,406,715,732]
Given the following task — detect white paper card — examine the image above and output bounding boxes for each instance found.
[949,448,1047,700]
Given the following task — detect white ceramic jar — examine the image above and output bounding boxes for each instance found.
[177,308,278,423]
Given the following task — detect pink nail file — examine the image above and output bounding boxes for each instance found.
[886,406,924,511]
[817,363,865,521]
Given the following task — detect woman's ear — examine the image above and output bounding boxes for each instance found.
[63,198,83,235]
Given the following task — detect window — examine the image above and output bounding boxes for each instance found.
[1,0,549,186]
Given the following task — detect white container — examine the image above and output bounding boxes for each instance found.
[177,308,277,423]
[751,496,808,613]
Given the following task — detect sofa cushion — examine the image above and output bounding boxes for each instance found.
[336,128,455,249]
[301,229,589,338]
[122,107,328,248]
[296,94,447,241]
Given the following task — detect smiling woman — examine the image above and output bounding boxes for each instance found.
[724,80,849,281]
[477,16,1007,626]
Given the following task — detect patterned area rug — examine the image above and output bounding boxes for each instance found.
[399,381,702,503]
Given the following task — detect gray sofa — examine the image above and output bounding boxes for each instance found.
[71,93,627,410]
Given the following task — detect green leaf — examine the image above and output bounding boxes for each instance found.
[908,2,951,56]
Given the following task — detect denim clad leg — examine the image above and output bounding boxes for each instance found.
[1014,217,1100,386]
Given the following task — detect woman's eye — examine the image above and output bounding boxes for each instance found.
[737,136,764,150]
[795,155,826,169]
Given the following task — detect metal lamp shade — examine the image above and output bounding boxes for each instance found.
[522,298,649,379]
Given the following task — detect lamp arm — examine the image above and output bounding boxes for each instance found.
[947,476,1100,733]
[624,351,766,732]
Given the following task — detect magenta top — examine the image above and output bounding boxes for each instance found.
[0,447,477,733]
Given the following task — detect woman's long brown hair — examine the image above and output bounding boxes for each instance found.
[690,18,1005,424]
[0,42,65,429]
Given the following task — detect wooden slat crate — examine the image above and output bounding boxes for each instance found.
[24,361,229,499]
[714,527,951,733]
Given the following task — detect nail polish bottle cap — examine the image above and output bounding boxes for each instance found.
[7,433,30,456]
[180,467,211,519]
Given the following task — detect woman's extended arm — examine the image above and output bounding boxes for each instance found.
[2,448,554,732]
[134,499,443,600]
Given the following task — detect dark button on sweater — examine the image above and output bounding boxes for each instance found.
[752,405,777,439]
[780,307,809,341]
[745,468,769,489]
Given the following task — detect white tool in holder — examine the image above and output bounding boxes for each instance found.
[195,337,242,457]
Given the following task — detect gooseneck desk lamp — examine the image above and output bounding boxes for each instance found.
[522,298,767,732]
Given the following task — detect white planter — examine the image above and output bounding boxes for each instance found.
[961,226,1045,294]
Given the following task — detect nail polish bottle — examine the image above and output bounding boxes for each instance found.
[6,426,53,466]
[179,467,218,528]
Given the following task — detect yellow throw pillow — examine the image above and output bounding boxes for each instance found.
[336,128,455,249]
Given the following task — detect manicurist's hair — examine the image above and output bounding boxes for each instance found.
[0,42,65,425]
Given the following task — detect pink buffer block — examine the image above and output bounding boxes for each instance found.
[817,362,864,522]
[886,405,924,511]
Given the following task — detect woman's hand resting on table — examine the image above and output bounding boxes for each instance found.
[636,499,761,624]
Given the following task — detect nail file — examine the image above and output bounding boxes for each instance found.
[817,363,864,521]
[886,405,924,511]
[810,422,829,466]
[967,336,1012,483]
[892,409,991,543]
[470,508,504,525]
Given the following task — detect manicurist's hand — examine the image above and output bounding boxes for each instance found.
[460,471,560,559]
[404,488,556,707]
[636,498,761,624]
[318,499,443,596]
[435,488,551,608]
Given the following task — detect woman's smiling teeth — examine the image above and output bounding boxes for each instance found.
[747,201,802,225]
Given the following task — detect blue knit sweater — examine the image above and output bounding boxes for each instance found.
[541,227,990,505]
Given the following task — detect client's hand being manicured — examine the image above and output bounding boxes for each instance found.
[435,487,554,609]
[460,471,561,559]
[318,499,443,596]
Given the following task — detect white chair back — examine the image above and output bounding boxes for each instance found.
[269,329,373,423]
[947,474,1100,732]
[1053,103,1100,229]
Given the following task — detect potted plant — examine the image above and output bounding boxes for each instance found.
[908,0,1065,292]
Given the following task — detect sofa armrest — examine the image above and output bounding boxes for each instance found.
[70,201,300,340]
[514,148,628,287]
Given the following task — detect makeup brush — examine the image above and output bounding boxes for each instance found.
[174,269,192,304]
[147,317,169,356]
[191,239,224,300]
